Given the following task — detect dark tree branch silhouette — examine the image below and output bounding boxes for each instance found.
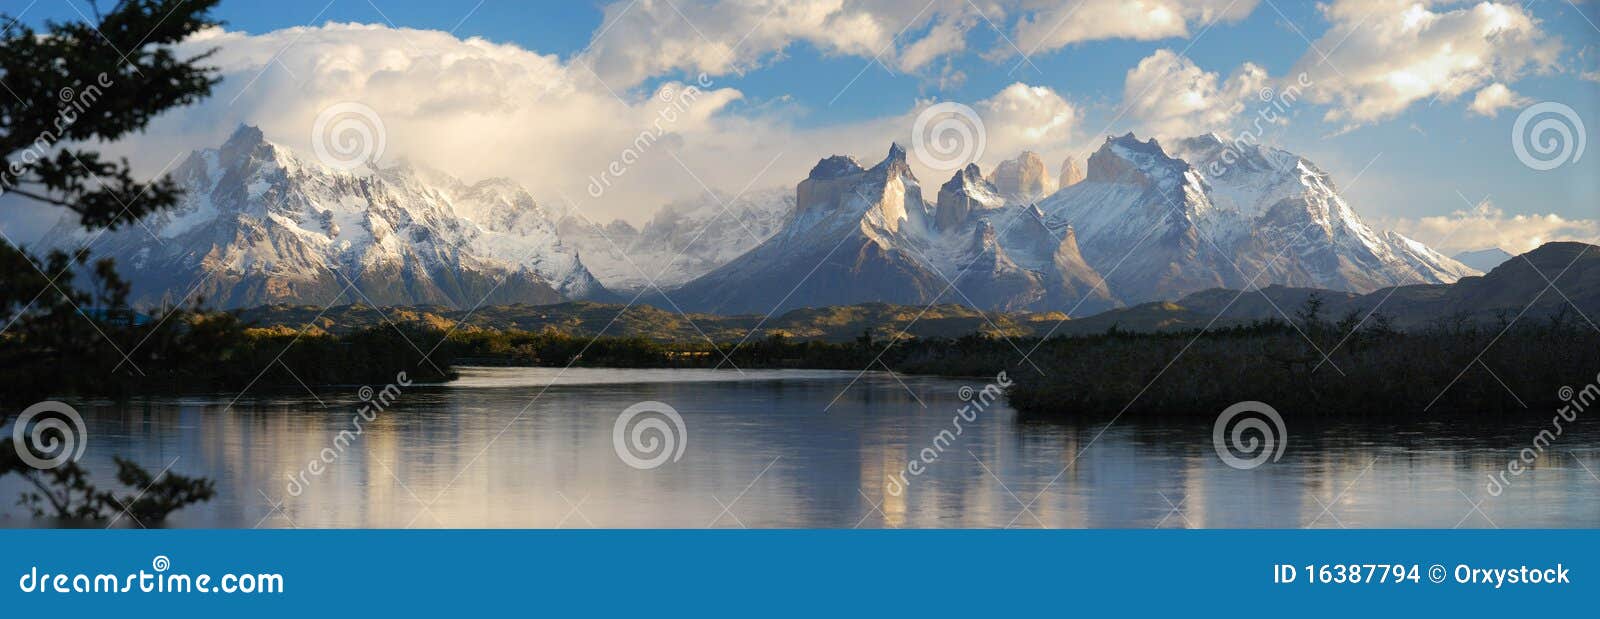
[1,0,222,525]
[0,0,220,230]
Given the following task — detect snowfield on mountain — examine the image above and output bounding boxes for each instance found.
[48,127,1475,316]
[43,125,606,309]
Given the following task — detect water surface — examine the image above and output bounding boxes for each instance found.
[4,367,1596,528]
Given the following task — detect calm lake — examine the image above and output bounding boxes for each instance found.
[5,367,1598,528]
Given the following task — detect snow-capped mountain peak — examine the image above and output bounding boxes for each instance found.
[52,125,1475,318]
[665,146,1116,315]
[934,163,1004,230]
[1087,133,1190,189]
[808,154,865,179]
[1040,132,1476,303]
[44,125,605,308]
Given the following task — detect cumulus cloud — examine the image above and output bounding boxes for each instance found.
[126,24,774,224]
[1387,200,1600,255]
[1121,49,1269,138]
[1290,0,1561,127]
[1010,0,1257,58]
[72,24,1088,227]
[974,82,1081,155]
[1467,83,1531,117]
[896,83,1083,181]
[577,1,1264,88]
[578,0,974,88]
[16,2,1573,240]
[897,14,972,72]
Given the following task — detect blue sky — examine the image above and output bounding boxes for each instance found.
[7,0,1599,253]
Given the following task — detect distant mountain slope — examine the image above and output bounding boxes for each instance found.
[559,187,793,292]
[41,126,605,309]
[1055,242,1595,335]
[1452,247,1515,272]
[234,242,1596,344]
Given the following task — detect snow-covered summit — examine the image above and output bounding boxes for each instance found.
[48,125,1476,316]
[670,132,1477,315]
[1038,132,1477,303]
[42,125,605,308]
[666,144,1116,315]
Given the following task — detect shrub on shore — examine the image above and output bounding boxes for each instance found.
[1003,308,1598,419]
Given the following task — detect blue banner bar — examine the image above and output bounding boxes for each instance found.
[2,530,1592,616]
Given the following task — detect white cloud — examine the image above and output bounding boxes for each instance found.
[1290,0,1561,127]
[1121,49,1269,138]
[1387,200,1600,255]
[134,24,768,224]
[895,83,1084,180]
[1467,83,1530,117]
[577,1,1264,89]
[578,0,972,88]
[974,82,1081,156]
[80,24,1088,227]
[897,14,972,72]
[1010,0,1257,58]
[22,3,1573,240]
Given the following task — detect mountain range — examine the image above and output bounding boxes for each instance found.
[46,126,1481,315]
[44,126,604,309]
[663,144,1119,315]
[558,187,793,292]
[663,133,1476,315]
[1035,134,1475,304]
[236,242,1596,342]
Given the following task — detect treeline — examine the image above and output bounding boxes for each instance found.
[442,326,1048,377]
[8,272,1595,424]
[1004,303,1600,419]
[0,253,453,407]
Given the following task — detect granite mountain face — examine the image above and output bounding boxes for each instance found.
[663,134,1474,315]
[59,127,1475,317]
